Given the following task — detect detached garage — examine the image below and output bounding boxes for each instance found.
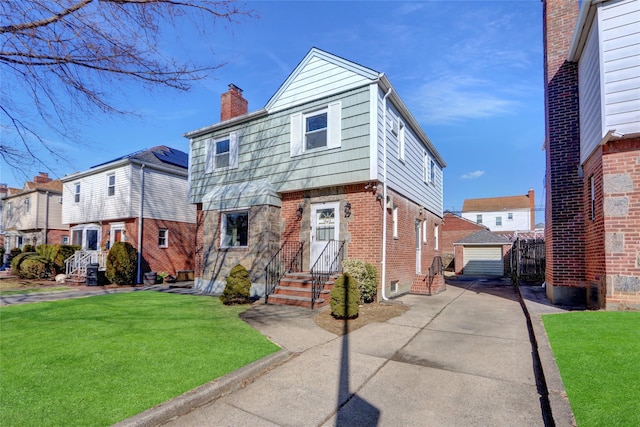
[454,230,511,276]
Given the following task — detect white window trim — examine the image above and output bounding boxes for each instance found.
[24,197,30,213]
[496,216,502,227]
[392,206,398,239]
[205,132,238,174]
[422,220,428,244]
[398,122,405,162]
[71,224,102,250]
[290,101,341,157]
[107,174,115,197]
[220,210,249,248]
[434,224,439,250]
[158,228,169,248]
[590,175,596,221]
[74,183,81,203]
[508,213,513,221]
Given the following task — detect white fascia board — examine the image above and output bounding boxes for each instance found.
[61,159,130,182]
[568,0,602,61]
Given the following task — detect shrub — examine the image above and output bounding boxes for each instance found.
[36,244,81,274]
[19,256,50,279]
[342,259,378,303]
[11,252,50,279]
[0,246,5,263]
[23,244,36,253]
[106,242,137,285]
[220,264,251,305]
[9,247,21,261]
[330,273,360,319]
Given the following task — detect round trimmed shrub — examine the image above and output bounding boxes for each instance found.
[342,259,378,303]
[106,242,137,285]
[220,264,251,305]
[19,256,49,279]
[330,273,360,319]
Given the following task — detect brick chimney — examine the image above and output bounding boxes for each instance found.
[220,84,248,122]
[33,172,52,184]
[528,188,535,230]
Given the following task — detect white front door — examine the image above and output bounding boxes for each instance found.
[416,220,422,274]
[310,202,340,270]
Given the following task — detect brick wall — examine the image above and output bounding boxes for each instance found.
[46,229,69,245]
[583,146,606,308]
[602,139,640,309]
[441,213,486,254]
[139,218,196,276]
[543,0,586,305]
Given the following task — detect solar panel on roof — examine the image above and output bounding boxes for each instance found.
[152,147,188,169]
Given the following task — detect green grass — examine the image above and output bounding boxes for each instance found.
[0,286,72,296]
[0,292,280,426]
[542,311,640,426]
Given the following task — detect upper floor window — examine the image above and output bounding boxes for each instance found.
[24,198,30,213]
[424,152,435,184]
[158,229,168,248]
[496,216,502,226]
[430,159,435,183]
[205,132,238,173]
[476,214,483,224]
[221,211,248,248]
[74,183,80,203]
[290,102,341,157]
[107,174,115,197]
[398,122,405,161]
[508,213,513,220]
[6,202,12,217]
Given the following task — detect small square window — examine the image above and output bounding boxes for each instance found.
[222,211,248,247]
[158,229,168,248]
[107,174,115,197]
[62,236,69,245]
[305,111,328,150]
[390,280,398,293]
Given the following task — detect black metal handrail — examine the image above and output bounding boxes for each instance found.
[264,241,304,303]
[428,256,443,278]
[310,240,345,309]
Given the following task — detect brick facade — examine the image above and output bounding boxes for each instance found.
[194,182,445,300]
[543,0,586,306]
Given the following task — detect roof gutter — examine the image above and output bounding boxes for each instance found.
[568,0,600,61]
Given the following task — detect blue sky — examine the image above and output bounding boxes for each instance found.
[1,0,546,217]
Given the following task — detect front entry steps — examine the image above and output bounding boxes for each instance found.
[267,272,338,309]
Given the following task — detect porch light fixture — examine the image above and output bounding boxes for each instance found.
[296,203,304,220]
[344,202,352,218]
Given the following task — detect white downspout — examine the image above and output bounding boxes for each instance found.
[137,164,145,284]
[381,87,392,301]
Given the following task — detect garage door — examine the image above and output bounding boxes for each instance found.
[463,246,504,276]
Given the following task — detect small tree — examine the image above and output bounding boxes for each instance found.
[330,273,360,319]
[220,264,251,305]
[106,242,137,285]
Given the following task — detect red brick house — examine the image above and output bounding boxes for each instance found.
[544,0,640,309]
[185,48,447,306]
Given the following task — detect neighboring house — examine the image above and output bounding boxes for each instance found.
[441,211,489,270]
[0,183,7,249]
[61,146,196,282]
[185,48,447,303]
[461,189,536,232]
[1,173,68,250]
[453,230,512,276]
[544,0,640,309]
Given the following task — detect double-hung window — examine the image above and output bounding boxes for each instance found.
[398,122,405,161]
[24,198,30,213]
[290,102,341,156]
[221,211,248,247]
[590,176,596,220]
[496,216,502,227]
[74,183,81,203]
[205,132,238,173]
[476,214,483,224]
[107,174,115,197]
[158,229,168,248]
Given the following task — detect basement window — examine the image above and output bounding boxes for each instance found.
[390,280,398,294]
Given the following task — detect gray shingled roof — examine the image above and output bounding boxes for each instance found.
[454,229,511,245]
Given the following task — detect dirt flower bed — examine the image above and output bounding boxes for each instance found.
[313,302,409,336]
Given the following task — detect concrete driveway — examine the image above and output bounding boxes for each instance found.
[118,277,574,427]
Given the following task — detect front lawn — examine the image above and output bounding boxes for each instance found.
[0,292,280,426]
[542,311,640,427]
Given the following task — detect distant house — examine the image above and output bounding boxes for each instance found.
[1,173,68,250]
[441,211,488,269]
[61,146,196,282]
[185,48,447,304]
[543,0,640,309]
[461,189,535,232]
[453,230,512,276]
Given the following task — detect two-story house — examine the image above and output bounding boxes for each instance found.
[186,48,446,305]
[1,173,68,250]
[61,146,196,282]
[461,189,536,232]
[544,0,640,309]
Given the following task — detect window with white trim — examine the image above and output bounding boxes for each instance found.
[24,198,30,213]
[158,229,168,248]
[398,122,405,161]
[508,213,513,221]
[430,159,435,183]
[290,102,341,156]
[6,202,11,217]
[476,214,483,224]
[590,175,596,220]
[496,216,502,227]
[107,174,115,197]
[221,211,248,247]
[434,224,439,250]
[74,183,80,203]
[205,132,238,173]
[422,220,428,244]
[392,206,398,239]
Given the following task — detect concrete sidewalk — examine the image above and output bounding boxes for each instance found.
[118,278,574,427]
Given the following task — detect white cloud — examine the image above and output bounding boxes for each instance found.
[461,170,485,180]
